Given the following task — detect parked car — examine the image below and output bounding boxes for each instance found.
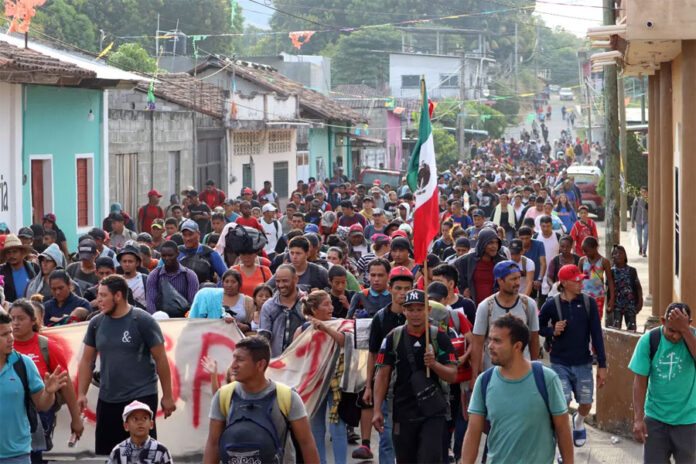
[559,87,574,101]
[567,165,604,220]
[358,169,402,189]
[549,84,560,93]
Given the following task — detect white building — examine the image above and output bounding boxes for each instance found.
[388,51,495,101]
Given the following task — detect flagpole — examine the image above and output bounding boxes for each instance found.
[424,258,431,378]
[419,74,432,378]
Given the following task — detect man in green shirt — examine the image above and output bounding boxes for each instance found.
[629,302,696,463]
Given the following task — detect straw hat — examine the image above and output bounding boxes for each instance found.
[0,234,32,259]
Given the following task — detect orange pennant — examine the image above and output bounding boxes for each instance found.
[289,31,315,50]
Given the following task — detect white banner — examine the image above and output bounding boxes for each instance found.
[44,318,365,458]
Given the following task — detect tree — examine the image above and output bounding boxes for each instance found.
[108,43,157,73]
[464,103,507,139]
[34,0,97,52]
[432,126,458,168]
[331,27,400,88]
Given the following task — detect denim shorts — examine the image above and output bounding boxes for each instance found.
[550,363,594,405]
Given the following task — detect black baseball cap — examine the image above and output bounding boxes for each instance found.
[17,227,34,239]
[403,289,426,306]
[427,282,448,301]
[89,228,106,240]
[509,238,524,254]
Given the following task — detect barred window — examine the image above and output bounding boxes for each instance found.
[268,130,292,153]
[232,131,262,156]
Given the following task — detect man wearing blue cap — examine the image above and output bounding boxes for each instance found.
[470,260,540,381]
[170,219,227,284]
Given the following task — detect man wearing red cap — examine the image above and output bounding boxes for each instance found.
[137,190,165,234]
[538,264,606,450]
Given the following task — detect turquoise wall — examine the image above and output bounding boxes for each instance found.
[309,127,329,180]
[22,85,104,251]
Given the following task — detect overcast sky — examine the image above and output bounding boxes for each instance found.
[533,0,605,36]
[239,0,605,38]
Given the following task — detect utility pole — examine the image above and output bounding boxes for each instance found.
[155,14,160,57]
[603,0,621,256]
[534,25,539,95]
[458,48,467,159]
[514,22,519,96]
[587,79,592,145]
[640,75,646,123]
[619,75,628,231]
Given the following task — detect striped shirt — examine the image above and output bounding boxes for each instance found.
[145,264,199,314]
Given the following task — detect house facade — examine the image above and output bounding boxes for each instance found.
[587,0,696,312]
[108,73,226,216]
[0,34,140,249]
[189,57,364,198]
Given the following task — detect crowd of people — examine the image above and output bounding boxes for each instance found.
[0,129,693,464]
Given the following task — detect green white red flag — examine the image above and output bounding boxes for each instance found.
[406,79,439,265]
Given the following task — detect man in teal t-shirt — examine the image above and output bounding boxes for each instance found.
[629,302,696,463]
[462,313,573,464]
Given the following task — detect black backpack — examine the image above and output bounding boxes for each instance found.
[12,352,39,433]
[226,225,267,255]
[178,245,215,283]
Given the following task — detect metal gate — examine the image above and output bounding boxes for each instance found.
[197,137,223,190]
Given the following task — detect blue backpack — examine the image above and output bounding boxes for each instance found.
[480,362,554,435]
[218,382,291,464]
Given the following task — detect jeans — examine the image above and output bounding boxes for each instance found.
[0,456,31,464]
[550,363,594,405]
[380,400,395,464]
[636,223,648,253]
[311,393,347,464]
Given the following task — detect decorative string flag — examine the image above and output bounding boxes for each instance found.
[96,42,114,60]
[385,96,395,109]
[289,30,315,50]
[230,0,237,26]
[191,35,208,59]
[4,0,46,34]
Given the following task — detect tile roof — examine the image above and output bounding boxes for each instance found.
[192,56,367,124]
[136,73,226,119]
[0,39,96,84]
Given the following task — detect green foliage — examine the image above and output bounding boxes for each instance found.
[34,0,97,52]
[489,81,520,124]
[464,103,507,139]
[432,126,458,168]
[598,171,605,198]
[331,27,401,88]
[108,43,157,73]
[624,132,648,206]
[537,26,586,87]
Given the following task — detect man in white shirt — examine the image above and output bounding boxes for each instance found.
[261,204,282,259]
[534,215,560,303]
[117,245,147,307]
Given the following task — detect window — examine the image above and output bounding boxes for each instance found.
[232,131,262,156]
[75,154,94,228]
[168,151,180,199]
[268,130,292,153]
[440,73,459,88]
[242,163,252,189]
[401,75,420,88]
[273,161,289,198]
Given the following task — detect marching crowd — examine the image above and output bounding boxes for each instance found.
[0,129,694,464]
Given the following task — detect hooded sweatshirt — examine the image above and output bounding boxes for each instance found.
[454,228,506,303]
[24,244,65,299]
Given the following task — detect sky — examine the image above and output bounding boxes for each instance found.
[238,0,605,38]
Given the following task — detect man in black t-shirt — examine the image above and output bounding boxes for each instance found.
[372,289,457,464]
[352,265,413,461]
[431,263,477,325]
[186,191,212,235]
[327,265,355,318]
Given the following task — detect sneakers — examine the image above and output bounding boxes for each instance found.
[352,445,374,460]
[347,430,360,445]
[572,412,587,447]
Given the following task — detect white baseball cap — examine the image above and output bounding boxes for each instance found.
[122,400,153,422]
[262,204,277,213]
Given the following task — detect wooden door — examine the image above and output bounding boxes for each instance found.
[31,160,45,224]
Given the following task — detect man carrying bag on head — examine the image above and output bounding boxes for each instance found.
[372,289,458,464]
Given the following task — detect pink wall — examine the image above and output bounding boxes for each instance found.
[386,111,403,170]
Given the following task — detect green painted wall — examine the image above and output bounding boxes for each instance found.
[22,85,104,251]
[309,127,329,180]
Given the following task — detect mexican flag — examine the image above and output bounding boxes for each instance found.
[406,79,439,265]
